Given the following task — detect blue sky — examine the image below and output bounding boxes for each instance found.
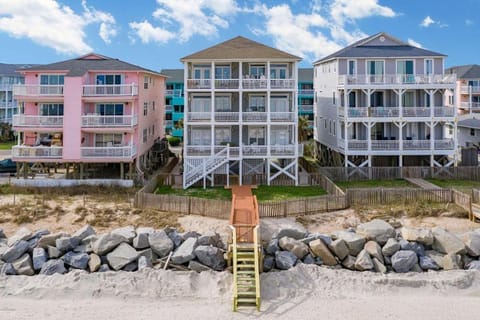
[0,0,478,71]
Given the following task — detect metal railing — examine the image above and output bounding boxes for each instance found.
[369,107,399,117]
[371,140,400,150]
[460,102,480,110]
[82,84,138,96]
[298,89,314,95]
[338,74,456,85]
[340,139,454,151]
[165,89,183,97]
[270,79,295,89]
[13,84,64,96]
[12,146,63,158]
[214,112,239,122]
[242,112,267,122]
[13,115,63,127]
[187,79,211,89]
[460,85,480,94]
[81,115,137,127]
[299,105,314,112]
[270,112,295,122]
[185,144,302,157]
[214,79,239,89]
[81,145,136,158]
[242,79,267,90]
[165,105,173,112]
[186,112,211,122]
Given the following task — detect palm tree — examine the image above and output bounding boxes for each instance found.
[298,116,312,142]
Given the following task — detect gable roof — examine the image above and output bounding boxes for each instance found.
[0,63,39,77]
[181,36,302,61]
[446,65,480,79]
[458,118,480,129]
[17,53,163,77]
[160,69,184,83]
[314,32,446,64]
[298,68,313,82]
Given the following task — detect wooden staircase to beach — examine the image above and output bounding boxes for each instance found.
[228,185,261,311]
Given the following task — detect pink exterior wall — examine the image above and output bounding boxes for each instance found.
[62,77,82,160]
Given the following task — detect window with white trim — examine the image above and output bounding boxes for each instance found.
[95,133,122,147]
[191,96,211,112]
[215,127,231,144]
[215,95,231,112]
[143,102,148,116]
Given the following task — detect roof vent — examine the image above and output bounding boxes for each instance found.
[379,36,385,42]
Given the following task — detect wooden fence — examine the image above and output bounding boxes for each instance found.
[346,188,453,206]
[319,166,480,182]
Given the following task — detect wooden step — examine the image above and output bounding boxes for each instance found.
[237,270,255,275]
[237,257,255,262]
[237,298,257,304]
[238,291,257,297]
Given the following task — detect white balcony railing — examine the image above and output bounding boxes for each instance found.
[165,89,183,97]
[340,139,454,151]
[214,112,239,122]
[81,115,138,127]
[165,105,173,112]
[0,84,13,91]
[242,79,267,90]
[298,89,314,95]
[12,146,63,158]
[370,107,400,117]
[13,85,64,96]
[270,79,295,89]
[81,145,136,158]
[403,107,430,117]
[270,112,295,122]
[460,102,480,110]
[214,79,239,89]
[82,84,138,96]
[242,112,267,122]
[186,112,211,122]
[187,79,211,89]
[165,120,173,127]
[13,115,63,127]
[184,144,301,157]
[460,86,480,94]
[339,106,454,118]
[299,105,314,112]
[338,74,456,86]
[434,107,455,117]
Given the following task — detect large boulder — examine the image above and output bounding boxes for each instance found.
[261,219,307,242]
[40,259,66,275]
[2,240,29,263]
[263,255,275,272]
[137,248,156,265]
[399,240,425,257]
[462,232,480,257]
[432,227,466,255]
[167,229,184,249]
[301,234,332,246]
[37,232,69,248]
[419,256,440,271]
[401,228,434,246]
[391,250,418,273]
[56,236,80,252]
[197,232,223,248]
[92,233,125,255]
[273,228,307,241]
[133,231,150,249]
[466,261,480,270]
[372,258,387,273]
[425,250,445,269]
[266,239,280,255]
[328,239,349,261]
[73,225,96,241]
[356,219,395,245]
[106,243,139,271]
[12,254,35,276]
[62,252,89,270]
[354,249,374,271]
[138,256,153,270]
[149,231,174,258]
[47,245,62,259]
[364,241,384,264]
[171,237,197,265]
[382,238,400,257]
[7,227,32,246]
[88,253,101,272]
[0,262,16,275]
[333,231,365,256]
[194,245,225,271]
[188,260,212,273]
[341,255,356,270]
[442,253,462,270]
[32,247,48,271]
[309,239,337,266]
[275,251,297,270]
[111,226,136,243]
[278,237,309,259]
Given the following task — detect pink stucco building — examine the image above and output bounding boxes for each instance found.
[12,53,166,181]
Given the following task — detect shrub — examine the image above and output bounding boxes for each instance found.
[168,136,181,146]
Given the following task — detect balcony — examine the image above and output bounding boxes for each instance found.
[165,105,173,113]
[299,105,314,113]
[270,79,295,89]
[81,115,138,127]
[0,84,13,91]
[82,84,138,97]
[340,139,454,151]
[165,89,183,97]
[339,106,455,118]
[81,145,136,159]
[164,120,173,128]
[298,89,314,96]
[186,112,211,122]
[13,115,63,127]
[12,145,63,159]
[338,74,456,86]
[187,79,211,90]
[242,79,267,90]
[214,112,239,122]
[214,79,239,89]
[270,112,295,122]
[184,144,302,157]
[460,86,480,94]
[13,85,64,96]
[370,107,400,118]
[460,102,480,111]
[243,112,267,122]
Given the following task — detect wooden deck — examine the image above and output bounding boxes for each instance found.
[230,185,259,243]
[405,178,442,190]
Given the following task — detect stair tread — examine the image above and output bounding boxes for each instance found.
[237,298,257,303]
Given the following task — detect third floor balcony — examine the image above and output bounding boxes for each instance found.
[82,84,138,97]
[13,115,63,128]
[81,114,138,127]
[186,78,296,90]
[13,84,64,97]
[338,74,456,87]
[338,106,455,119]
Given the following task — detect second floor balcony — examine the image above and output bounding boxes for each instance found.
[82,84,138,97]
[12,145,63,159]
[460,102,480,111]
[186,78,296,90]
[339,106,455,119]
[13,85,64,97]
[460,85,480,94]
[338,138,454,152]
[81,114,138,127]
[13,115,63,128]
[338,74,456,86]
[184,144,303,157]
[81,145,137,159]
[186,111,295,123]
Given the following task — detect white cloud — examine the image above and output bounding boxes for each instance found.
[407,38,422,48]
[420,16,435,27]
[130,0,238,44]
[129,20,175,44]
[466,19,474,26]
[330,0,396,25]
[0,0,117,55]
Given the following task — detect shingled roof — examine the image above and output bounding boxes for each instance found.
[314,32,446,64]
[446,65,480,79]
[298,68,313,82]
[181,36,302,61]
[0,63,39,77]
[17,53,163,77]
[160,69,184,83]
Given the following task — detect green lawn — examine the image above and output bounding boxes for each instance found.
[155,185,327,202]
[335,179,415,190]
[0,140,15,150]
[426,179,480,194]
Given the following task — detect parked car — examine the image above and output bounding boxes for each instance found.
[0,158,17,174]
